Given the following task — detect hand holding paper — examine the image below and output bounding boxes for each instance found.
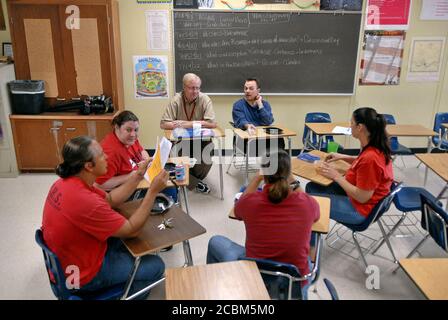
[145,137,172,183]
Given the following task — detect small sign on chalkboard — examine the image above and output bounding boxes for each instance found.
[174,0,199,8]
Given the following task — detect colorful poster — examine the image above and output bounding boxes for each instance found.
[133,55,169,99]
[365,0,412,30]
[407,37,446,82]
[359,30,405,85]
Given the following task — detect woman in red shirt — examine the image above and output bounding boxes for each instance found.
[207,149,320,298]
[305,107,394,224]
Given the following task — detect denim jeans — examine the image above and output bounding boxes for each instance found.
[206,235,311,299]
[305,182,366,225]
[74,237,165,299]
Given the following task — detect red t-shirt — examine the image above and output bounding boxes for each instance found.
[345,146,394,217]
[96,132,145,185]
[235,187,320,277]
[42,177,126,286]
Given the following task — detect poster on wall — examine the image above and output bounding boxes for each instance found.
[133,56,169,99]
[407,37,446,82]
[145,10,169,51]
[420,0,448,20]
[365,0,412,30]
[359,30,405,85]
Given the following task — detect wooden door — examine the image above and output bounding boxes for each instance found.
[10,119,60,170]
[8,4,68,100]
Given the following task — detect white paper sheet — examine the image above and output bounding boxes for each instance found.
[145,10,169,50]
[332,126,352,135]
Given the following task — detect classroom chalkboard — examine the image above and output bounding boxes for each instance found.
[173,10,362,95]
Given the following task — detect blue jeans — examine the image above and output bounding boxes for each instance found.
[74,238,165,299]
[206,235,311,299]
[305,182,366,225]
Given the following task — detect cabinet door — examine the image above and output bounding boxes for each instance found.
[62,5,112,98]
[60,119,112,146]
[10,119,61,170]
[9,5,68,100]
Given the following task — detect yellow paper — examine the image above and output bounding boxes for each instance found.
[147,139,162,182]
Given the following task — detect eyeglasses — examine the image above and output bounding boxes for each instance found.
[184,85,201,91]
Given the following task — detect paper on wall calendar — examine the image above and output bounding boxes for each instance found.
[145,10,169,50]
[145,137,172,182]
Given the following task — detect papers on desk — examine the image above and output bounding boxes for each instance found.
[332,126,352,135]
[145,137,172,182]
[172,128,215,138]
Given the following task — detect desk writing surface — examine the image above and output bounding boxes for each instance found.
[305,122,349,135]
[137,157,190,189]
[291,150,350,186]
[399,258,448,300]
[116,201,206,257]
[386,124,437,137]
[229,195,330,234]
[164,126,225,141]
[234,125,297,140]
[166,260,270,300]
[415,153,448,182]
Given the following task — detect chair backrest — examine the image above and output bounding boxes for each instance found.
[35,229,73,300]
[241,257,303,300]
[346,182,403,232]
[302,112,334,150]
[420,193,448,252]
[432,112,448,146]
[382,114,400,151]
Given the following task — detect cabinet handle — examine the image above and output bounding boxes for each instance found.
[56,98,66,101]
[65,127,76,131]
[50,127,60,132]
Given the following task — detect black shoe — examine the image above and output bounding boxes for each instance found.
[195,181,211,194]
[160,245,173,252]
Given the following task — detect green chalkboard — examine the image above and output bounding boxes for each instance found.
[173,10,362,95]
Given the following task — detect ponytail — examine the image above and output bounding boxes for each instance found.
[353,107,392,164]
[55,136,95,178]
[261,149,291,204]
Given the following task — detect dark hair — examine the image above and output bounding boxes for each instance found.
[55,136,96,178]
[261,149,291,204]
[245,78,260,89]
[112,110,139,127]
[353,107,392,164]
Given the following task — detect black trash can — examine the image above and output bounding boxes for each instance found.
[8,80,45,114]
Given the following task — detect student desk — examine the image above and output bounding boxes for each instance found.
[116,200,206,299]
[137,157,192,215]
[415,153,448,209]
[164,126,225,200]
[399,258,448,300]
[229,195,331,284]
[291,150,350,186]
[233,125,297,185]
[165,260,270,300]
[304,122,437,152]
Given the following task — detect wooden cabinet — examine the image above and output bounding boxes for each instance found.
[7,0,123,171]
[7,0,123,109]
[10,115,112,171]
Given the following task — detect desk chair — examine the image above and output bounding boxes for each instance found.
[383,114,412,167]
[326,183,403,269]
[302,112,339,153]
[226,121,260,175]
[431,112,448,152]
[241,256,339,300]
[404,193,448,258]
[374,185,442,253]
[35,229,125,300]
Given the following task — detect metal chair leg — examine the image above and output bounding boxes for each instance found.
[352,232,369,269]
[372,212,407,254]
[377,220,399,264]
